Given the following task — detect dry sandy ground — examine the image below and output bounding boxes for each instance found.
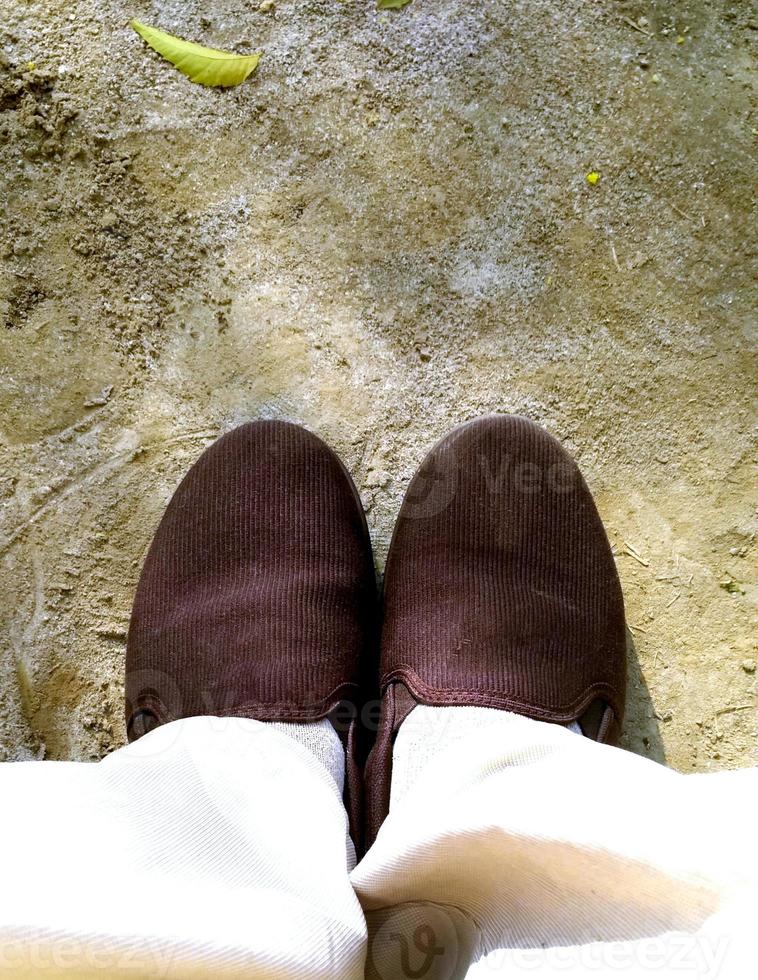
[1,0,755,769]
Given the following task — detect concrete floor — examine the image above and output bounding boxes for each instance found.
[1,0,755,767]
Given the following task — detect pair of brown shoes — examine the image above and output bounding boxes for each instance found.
[126,416,626,855]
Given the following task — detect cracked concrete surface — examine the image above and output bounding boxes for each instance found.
[1,0,756,768]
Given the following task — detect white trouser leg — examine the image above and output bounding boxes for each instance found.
[0,716,366,979]
[351,706,758,980]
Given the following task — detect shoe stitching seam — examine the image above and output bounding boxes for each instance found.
[384,666,623,717]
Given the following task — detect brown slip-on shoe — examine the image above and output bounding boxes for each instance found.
[126,420,377,848]
[365,414,626,846]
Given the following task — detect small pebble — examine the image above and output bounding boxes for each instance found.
[98,211,118,230]
[84,384,113,408]
[741,659,756,674]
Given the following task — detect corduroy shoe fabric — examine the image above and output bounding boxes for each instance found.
[126,421,377,845]
[366,414,627,845]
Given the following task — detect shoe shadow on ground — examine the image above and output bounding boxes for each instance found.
[619,629,666,765]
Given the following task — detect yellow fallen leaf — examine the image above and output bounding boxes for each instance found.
[130,20,261,88]
[378,0,412,8]
[586,171,601,185]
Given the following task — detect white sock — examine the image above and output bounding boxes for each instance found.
[268,718,345,793]
[391,705,581,808]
